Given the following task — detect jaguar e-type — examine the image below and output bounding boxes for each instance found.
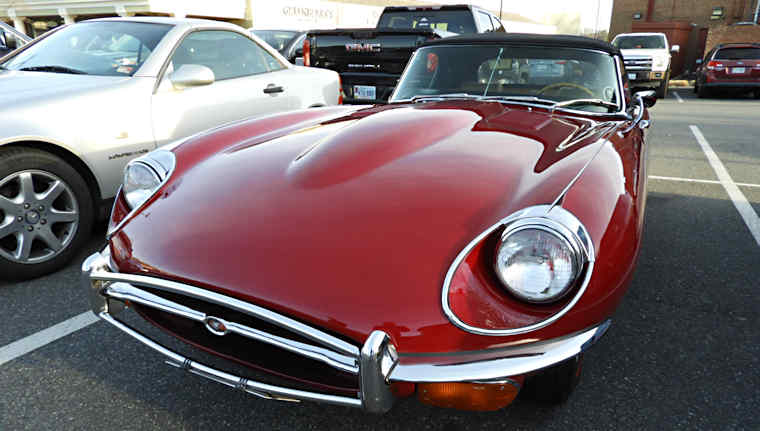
[83,34,653,413]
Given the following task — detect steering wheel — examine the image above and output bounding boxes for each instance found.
[537,82,594,98]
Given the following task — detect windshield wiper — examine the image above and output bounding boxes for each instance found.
[552,99,619,112]
[481,95,557,106]
[18,65,88,75]
[411,93,480,103]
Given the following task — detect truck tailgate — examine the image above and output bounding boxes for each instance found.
[308,28,440,102]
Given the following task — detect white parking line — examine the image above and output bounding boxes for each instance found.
[673,91,684,103]
[649,175,760,189]
[690,125,760,247]
[0,311,99,367]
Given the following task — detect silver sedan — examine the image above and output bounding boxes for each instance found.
[0,17,341,280]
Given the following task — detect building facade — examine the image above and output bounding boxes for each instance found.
[0,0,248,36]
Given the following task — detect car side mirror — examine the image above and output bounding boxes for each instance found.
[671,45,680,53]
[169,64,215,90]
[635,89,657,107]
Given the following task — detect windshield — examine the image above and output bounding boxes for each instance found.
[392,45,621,112]
[2,21,172,76]
[612,35,665,49]
[377,10,476,34]
[252,30,299,54]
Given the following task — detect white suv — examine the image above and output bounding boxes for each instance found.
[612,32,679,98]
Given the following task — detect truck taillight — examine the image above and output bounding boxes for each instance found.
[706,61,723,70]
[303,38,311,67]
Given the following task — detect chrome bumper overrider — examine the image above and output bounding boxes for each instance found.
[83,248,610,413]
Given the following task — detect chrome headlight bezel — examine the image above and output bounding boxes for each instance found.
[121,149,176,211]
[441,205,595,337]
[493,217,586,304]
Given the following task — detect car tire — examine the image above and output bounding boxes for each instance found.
[656,73,669,99]
[0,147,94,280]
[522,354,583,404]
[697,85,710,98]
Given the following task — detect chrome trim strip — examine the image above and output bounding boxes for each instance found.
[103,282,359,374]
[89,269,360,358]
[390,320,610,383]
[98,312,364,409]
[440,205,595,336]
[615,55,628,114]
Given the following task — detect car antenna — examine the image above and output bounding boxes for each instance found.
[483,47,504,97]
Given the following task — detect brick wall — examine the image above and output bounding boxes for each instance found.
[705,24,760,53]
[610,0,760,40]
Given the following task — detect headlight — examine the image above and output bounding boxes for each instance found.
[494,223,583,303]
[652,56,668,71]
[121,150,176,210]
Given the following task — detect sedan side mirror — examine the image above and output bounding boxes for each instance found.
[169,64,215,90]
[671,45,680,53]
[635,89,657,107]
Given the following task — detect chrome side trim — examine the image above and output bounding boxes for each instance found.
[103,282,359,374]
[440,205,595,336]
[98,312,363,409]
[89,268,360,358]
[390,320,610,383]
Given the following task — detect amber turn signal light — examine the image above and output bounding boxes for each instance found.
[417,381,520,411]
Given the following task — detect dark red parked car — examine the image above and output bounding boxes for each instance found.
[695,43,760,98]
[83,34,654,413]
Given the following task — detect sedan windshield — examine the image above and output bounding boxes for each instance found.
[392,45,621,112]
[2,21,172,76]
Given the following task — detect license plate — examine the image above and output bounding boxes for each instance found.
[353,85,376,100]
[628,73,637,80]
[731,67,746,74]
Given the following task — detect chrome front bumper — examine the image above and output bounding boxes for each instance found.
[83,248,610,413]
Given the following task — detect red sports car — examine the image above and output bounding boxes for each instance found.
[83,34,654,413]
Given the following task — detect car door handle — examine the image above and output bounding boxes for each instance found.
[264,84,284,94]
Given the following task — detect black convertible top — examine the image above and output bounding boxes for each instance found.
[422,33,621,56]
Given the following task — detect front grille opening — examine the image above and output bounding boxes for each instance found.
[141,287,358,347]
[130,297,360,396]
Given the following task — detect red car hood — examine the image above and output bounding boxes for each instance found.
[112,101,619,352]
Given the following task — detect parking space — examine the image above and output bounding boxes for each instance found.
[1,91,759,429]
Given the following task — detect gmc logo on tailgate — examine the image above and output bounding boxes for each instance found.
[345,43,382,53]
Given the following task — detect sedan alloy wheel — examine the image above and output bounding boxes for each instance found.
[0,169,79,264]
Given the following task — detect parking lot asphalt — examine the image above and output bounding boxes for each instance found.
[2,89,759,430]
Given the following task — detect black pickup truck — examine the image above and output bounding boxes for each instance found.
[304,5,505,103]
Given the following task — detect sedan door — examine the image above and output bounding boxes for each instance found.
[151,29,298,147]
